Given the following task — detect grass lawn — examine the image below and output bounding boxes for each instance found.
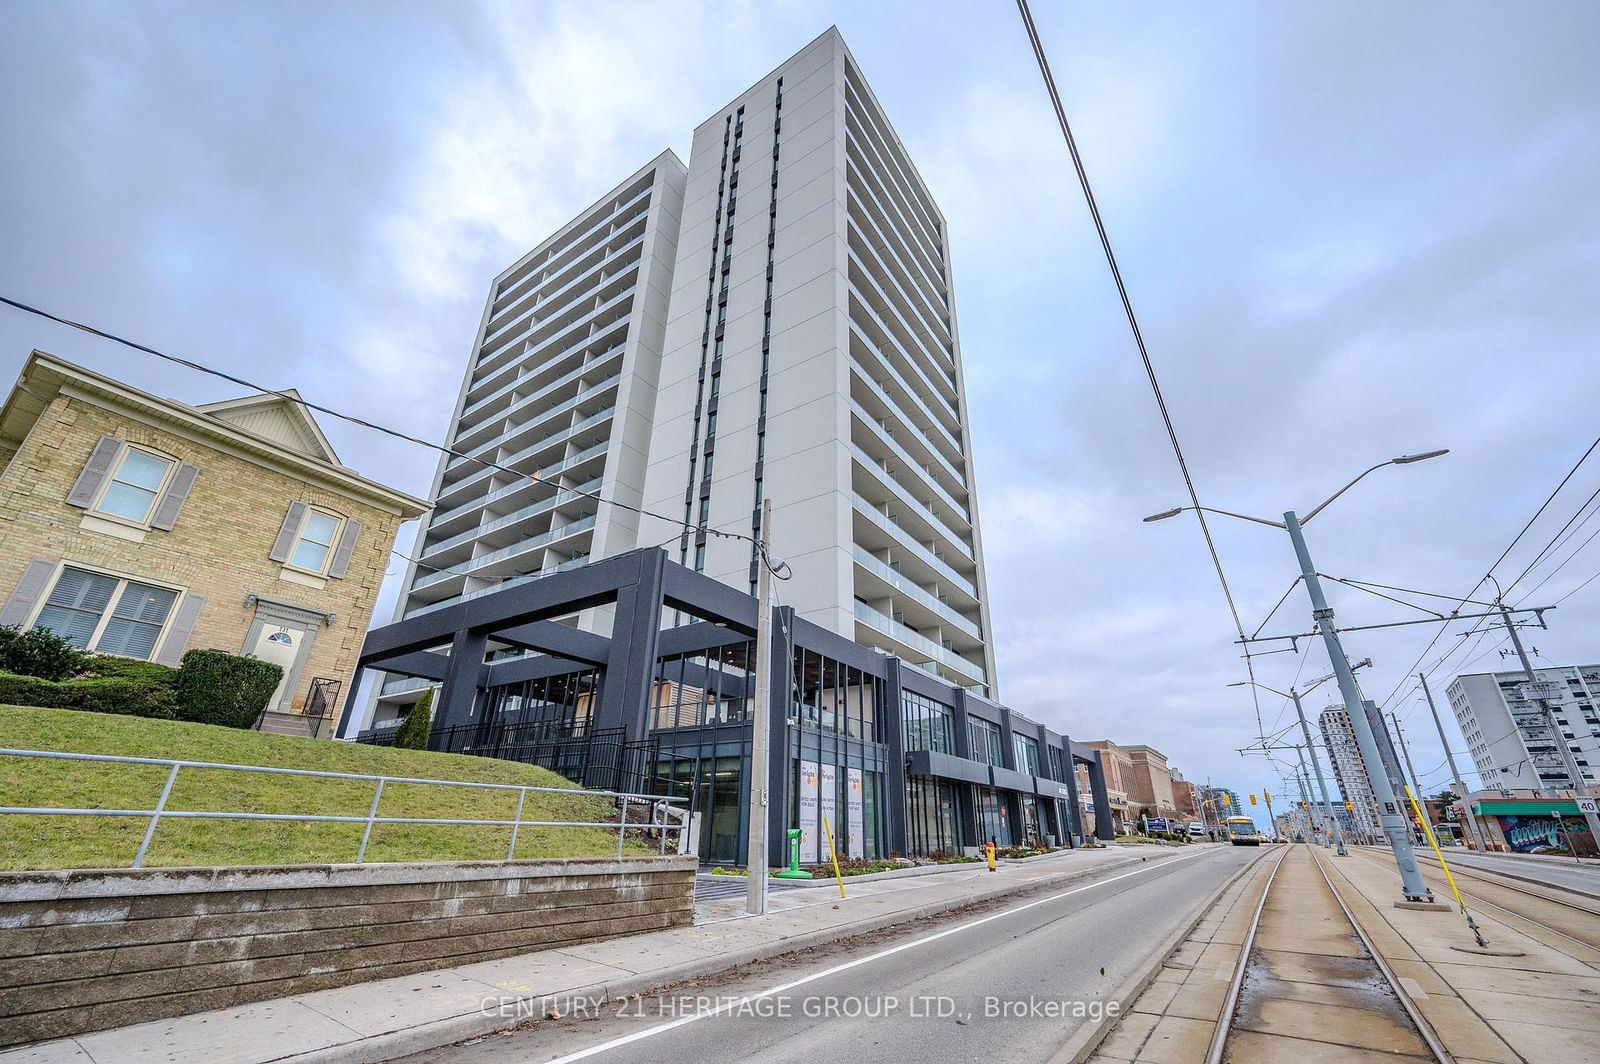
[0,706,656,871]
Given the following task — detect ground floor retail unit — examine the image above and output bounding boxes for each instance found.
[343,547,1116,866]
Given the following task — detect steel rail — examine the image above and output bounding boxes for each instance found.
[1204,845,1288,1064]
[1312,849,1454,1063]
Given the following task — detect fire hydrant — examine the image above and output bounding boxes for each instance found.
[984,839,997,872]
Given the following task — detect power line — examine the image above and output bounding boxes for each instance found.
[0,293,771,564]
[1376,431,1600,710]
[1013,0,1267,734]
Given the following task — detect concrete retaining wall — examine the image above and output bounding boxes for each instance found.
[0,855,696,1047]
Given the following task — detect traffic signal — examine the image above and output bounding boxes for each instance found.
[1223,794,1232,806]
[1300,801,1308,810]
[1345,802,1353,811]
[1264,790,1272,803]
[1249,793,1258,806]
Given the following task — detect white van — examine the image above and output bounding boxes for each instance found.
[1187,822,1206,838]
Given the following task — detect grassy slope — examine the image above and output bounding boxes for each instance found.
[0,706,650,871]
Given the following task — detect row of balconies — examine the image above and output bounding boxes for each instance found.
[846,193,954,372]
[492,181,651,313]
[842,132,950,324]
[421,475,604,562]
[482,229,646,356]
[412,514,598,593]
[853,599,985,687]
[842,76,946,285]
[451,347,623,461]
[430,438,611,531]
[438,388,618,509]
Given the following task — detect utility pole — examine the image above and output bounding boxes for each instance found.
[1292,745,1325,845]
[1285,510,1433,901]
[1291,688,1347,855]
[1498,603,1600,847]
[1390,712,1426,807]
[1420,672,1485,852]
[745,499,773,916]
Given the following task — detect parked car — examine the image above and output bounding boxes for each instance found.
[1187,823,1207,838]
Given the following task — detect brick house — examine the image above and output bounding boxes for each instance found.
[0,351,428,735]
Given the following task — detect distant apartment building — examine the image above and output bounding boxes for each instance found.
[1447,665,1600,793]
[0,352,427,734]
[363,27,998,731]
[1319,704,1384,840]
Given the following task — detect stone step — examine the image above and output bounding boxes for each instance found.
[257,711,315,738]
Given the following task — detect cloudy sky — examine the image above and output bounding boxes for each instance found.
[4,1,1599,817]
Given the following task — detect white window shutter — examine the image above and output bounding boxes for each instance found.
[268,501,307,563]
[66,436,121,509]
[154,594,205,667]
[149,463,199,531]
[327,519,363,579]
[0,559,56,628]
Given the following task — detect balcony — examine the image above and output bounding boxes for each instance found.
[473,281,638,385]
[848,353,963,484]
[847,284,960,430]
[459,333,624,427]
[430,440,611,531]
[852,492,977,599]
[413,515,598,592]
[852,445,973,560]
[421,476,603,561]
[850,401,968,524]
[451,354,622,463]
[854,599,985,686]
[404,556,593,618]
[439,396,617,509]
[483,231,646,352]
[853,545,982,642]
[494,184,653,311]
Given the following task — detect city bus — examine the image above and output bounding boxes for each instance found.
[1225,816,1263,846]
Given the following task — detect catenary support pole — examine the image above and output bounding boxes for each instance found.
[1284,509,1433,901]
[745,499,774,916]
[1499,604,1600,846]
[1292,688,1347,855]
[1420,672,1486,852]
[1390,712,1428,830]
[1293,745,1326,845]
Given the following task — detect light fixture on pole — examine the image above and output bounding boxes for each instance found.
[1148,450,1449,903]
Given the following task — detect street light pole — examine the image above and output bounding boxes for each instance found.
[1419,671,1486,852]
[1291,687,1348,855]
[1284,510,1433,901]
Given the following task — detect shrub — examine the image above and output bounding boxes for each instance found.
[0,669,176,719]
[85,655,180,687]
[0,625,90,681]
[57,676,178,718]
[173,649,284,729]
[394,689,434,750]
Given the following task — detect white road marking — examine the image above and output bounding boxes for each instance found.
[542,846,1225,1063]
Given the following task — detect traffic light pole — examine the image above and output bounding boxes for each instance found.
[1285,510,1433,901]
[1291,687,1347,855]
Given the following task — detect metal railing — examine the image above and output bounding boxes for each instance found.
[0,748,688,868]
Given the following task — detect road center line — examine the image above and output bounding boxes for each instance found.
[542,846,1224,1063]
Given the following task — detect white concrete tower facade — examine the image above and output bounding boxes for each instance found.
[641,28,998,695]
[370,153,686,725]
[1319,704,1383,840]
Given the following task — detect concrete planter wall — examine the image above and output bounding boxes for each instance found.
[0,855,696,1047]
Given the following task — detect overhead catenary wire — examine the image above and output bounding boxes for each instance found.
[1013,0,1268,735]
[0,294,782,571]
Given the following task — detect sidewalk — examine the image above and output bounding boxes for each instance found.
[1325,847,1600,1064]
[4,845,1203,1064]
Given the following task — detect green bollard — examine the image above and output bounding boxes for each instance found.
[773,827,813,879]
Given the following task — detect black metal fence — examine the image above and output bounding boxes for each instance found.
[356,719,664,796]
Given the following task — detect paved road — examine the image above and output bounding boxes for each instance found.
[400,844,1265,1064]
[1409,848,1600,897]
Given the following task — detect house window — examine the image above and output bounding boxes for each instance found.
[290,509,343,574]
[95,446,174,524]
[33,566,178,659]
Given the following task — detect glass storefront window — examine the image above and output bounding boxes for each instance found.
[902,690,955,754]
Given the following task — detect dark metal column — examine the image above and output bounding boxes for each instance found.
[596,550,666,739]
[1062,738,1086,845]
[430,629,488,748]
[882,658,909,858]
[1088,751,1116,841]
[765,606,795,868]
[951,690,978,848]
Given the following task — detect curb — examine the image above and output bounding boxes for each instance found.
[289,849,1199,1063]
[1048,846,1271,1064]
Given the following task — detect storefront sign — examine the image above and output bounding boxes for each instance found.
[798,760,819,863]
[847,768,865,859]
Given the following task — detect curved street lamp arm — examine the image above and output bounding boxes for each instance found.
[1301,462,1392,525]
